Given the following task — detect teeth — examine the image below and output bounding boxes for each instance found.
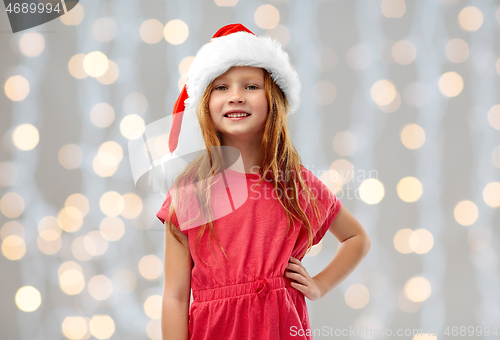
[226,113,249,118]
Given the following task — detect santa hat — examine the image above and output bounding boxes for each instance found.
[169,23,301,154]
[130,23,300,195]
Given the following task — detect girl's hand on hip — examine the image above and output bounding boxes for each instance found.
[285,256,322,301]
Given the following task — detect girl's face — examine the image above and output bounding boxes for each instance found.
[208,66,268,142]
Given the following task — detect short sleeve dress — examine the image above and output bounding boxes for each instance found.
[157,165,342,340]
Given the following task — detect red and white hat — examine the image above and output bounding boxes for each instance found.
[131,23,300,195]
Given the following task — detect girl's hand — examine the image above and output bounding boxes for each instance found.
[285,256,323,301]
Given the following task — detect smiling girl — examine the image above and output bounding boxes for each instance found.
[155,23,371,340]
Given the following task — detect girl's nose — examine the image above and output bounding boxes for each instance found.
[228,88,245,103]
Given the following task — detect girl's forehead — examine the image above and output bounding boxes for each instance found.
[216,66,265,80]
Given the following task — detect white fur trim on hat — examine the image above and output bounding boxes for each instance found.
[184,31,301,116]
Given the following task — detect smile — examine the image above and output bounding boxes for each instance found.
[224,113,251,121]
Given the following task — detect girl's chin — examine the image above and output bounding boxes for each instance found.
[219,130,257,138]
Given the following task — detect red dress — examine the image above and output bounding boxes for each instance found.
[157,165,342,340]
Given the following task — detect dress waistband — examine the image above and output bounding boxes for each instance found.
[192,276,293,302]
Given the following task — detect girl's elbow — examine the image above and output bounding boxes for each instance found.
[363,234,371,256]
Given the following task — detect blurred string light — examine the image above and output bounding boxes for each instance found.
[487,104,500,130]
[88,275,113,300]
[400,123,426,150]
[61,316,90,340]
[11,123,39,150]
[138,254,163,281]
[265,24,290,47]
[83,51,109,77]
[146,319,162,340]
[100,191,124,217]
[58,204,83,232]
[84,230,109,256]
[140,19,164,44]
[483,182,500,208]
[90,103,115,128]
[18,32,45,58]
[457,6,483,32]
[4,75,30,101]
[332,131,358,156]
[453,200,479,226]
[72,235,93,261]
[97,60,120,85]
[344,284,370,309]
[392,40,417,65]
[404,277,431,302]
[89,315,115,339]
[120,114,146,140]
[68,54,88,79]
[381,0,406,18]
[121,193,143,219]
[370,79,396,106]
[254,4,280,29]
[394,228,434,254]
[60,2,84,26]
[438,71,464,97]
[1,233,26,260]
[37,216,63,255]
[359,179,385,205]
[68,51,118,84]
[0,192,25,219]
[58,144,83,169]
[144,295,162,319]
[164,19,189,45]
[93,141,124,177]
[397,176,423,203]
[92,18,117,42]
[445,38,469,63]
[100,217,125,241]
[58,261,85,295]
[214,0,239,6]
[15,286,41,312]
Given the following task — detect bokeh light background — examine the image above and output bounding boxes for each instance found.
[1,0,500,339]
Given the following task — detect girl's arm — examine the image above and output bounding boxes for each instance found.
[312,206,371,299]
[162,222,192,340]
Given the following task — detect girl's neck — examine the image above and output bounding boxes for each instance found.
[221,135,262,174]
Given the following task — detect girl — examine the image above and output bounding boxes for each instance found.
[155,23,371,340]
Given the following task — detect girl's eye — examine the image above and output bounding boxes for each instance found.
[213,85,259,91]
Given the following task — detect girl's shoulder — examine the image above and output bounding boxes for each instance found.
[298,164,321,186]
[298,164,338,205]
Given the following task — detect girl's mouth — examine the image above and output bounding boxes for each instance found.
[224,113,251,121]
